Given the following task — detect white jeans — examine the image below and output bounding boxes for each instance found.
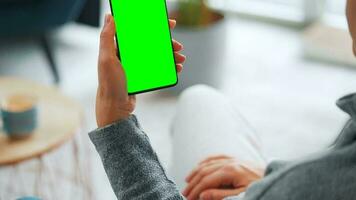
[170,85,267,190]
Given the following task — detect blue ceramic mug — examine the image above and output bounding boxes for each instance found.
[17,196,42,200]
[0,95,38,138]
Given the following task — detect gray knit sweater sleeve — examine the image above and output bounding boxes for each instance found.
[89,115,184,200]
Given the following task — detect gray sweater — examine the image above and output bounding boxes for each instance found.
[89,94,356,200]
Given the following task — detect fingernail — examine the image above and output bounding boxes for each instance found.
[105,14,111,25]
[178,42,183,49]
[200,193,210,200]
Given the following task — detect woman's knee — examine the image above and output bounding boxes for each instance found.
[180,84,218,99]
[176,84,228,115]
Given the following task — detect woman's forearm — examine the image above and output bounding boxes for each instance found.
[89,115,184,200]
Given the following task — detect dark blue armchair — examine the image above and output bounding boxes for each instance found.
[0,0,100,83]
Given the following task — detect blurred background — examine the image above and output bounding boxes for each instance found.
[1,0,356,199]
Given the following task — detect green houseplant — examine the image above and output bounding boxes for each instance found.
[170,0,224,28]
[176,0,216,27]
[169,0,226,92]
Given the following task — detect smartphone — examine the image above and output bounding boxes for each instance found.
[109,0,178,95]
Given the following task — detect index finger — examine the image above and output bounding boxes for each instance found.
[99,14,116,60]
[199,155,233,165]
[187,170,230,200]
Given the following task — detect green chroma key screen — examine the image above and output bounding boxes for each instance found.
[110,0,178,94]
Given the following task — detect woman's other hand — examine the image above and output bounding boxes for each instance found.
[183,155,265,200]
[96,15,185,127]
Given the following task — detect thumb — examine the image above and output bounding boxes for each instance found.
[99,14,116,60]
[200,188,246,200]
[97,14,127,95]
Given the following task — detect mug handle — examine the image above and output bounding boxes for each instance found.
[0,110,3,131]
[0,98,3,131]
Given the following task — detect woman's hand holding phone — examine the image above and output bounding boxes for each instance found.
[96,15,185,128]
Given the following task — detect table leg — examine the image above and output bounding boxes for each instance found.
[34,156,44,198]
[71,132,94,200]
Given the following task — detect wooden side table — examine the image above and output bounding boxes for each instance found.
[0,78,93,200]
